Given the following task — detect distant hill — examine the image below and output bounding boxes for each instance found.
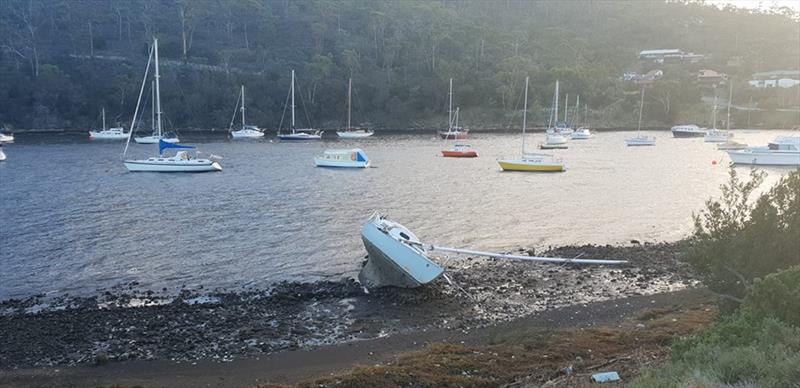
[0,0,797,130]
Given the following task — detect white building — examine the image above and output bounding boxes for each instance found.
[748,70,800,89]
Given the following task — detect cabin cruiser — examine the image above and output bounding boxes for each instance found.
[314,148,370,168]
[727,136,800,166]
[671,124,705,138]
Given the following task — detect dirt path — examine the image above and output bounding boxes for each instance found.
[0,288,711,388]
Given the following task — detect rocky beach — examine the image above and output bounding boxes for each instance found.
[0,241,697,372]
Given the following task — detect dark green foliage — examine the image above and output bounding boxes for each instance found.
[689,168,800,309]
[0,0,798,130]
[744,265,800,326]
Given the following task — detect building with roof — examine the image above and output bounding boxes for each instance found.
[698,69,727,84]
[748,70,800,88]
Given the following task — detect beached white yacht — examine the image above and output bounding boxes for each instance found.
[626,87,656,146]
[314,148,370,168]
[337,78,374,139]
[229,85,264,139]
[122,38,221,173]
[278,70,322,141]
[0,132,13,143]
[727,136,800,166]
[498,77,565,172]
[89,108,128,140]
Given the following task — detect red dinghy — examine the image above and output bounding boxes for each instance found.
[441,144,478,158]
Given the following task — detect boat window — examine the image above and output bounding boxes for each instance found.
[399,232,410,240]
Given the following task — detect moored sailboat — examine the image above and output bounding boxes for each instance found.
[134,80,179,144]
[626,86,656,146]
[705,83,734,143]
[498,77,565,172]
[337,78,374,139]
[437,78,469,140]
[89,108,128,140]
[277,70,322,141]
[229,85,264,139]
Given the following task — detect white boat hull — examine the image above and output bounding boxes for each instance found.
[0,149,5,161]
[278,133,322,140]
[704,130,733,143]
[337,131,374,138]
[314,158,369,168]
[626,136,656,146]
[231,129,264,138]
[124,159,222,172]
[0,133,15,143]
[89,131,128,140]
[727,150,800,166]
[135,136,180,144]
[570,129,592,140]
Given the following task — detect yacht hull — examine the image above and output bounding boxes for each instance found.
[314,158,369,168]
[124,160,222,172]
[278,134,322,141]
[89,132,128,140]
[671,130,705,138]
[231,130,264,139]
[135,136,180,144]
[498,159,564,172]
[727,150,800,166]
[441,150,478,157]
[337,131,374,138]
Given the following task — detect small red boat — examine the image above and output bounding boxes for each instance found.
[441,144,478,158]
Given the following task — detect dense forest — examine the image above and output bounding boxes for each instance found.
[0,0,798,131]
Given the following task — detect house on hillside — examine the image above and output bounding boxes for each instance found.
[748,70,800,88]
[697,69,727,84]
[622,69,663,84]
[638,49,704,63]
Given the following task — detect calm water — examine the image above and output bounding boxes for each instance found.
[0,130,794,299]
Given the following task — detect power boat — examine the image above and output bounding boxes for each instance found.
[441,144,478,158]
[358,214,627,289]
[359,215,445,288]
[124,141,222,172]
[540,133,568,149]
[727,136,800,166]
[498,77,565,172]
[671,124,705,138]
[277,70,322,141]
[571,127,592,139]
[229,85,265,139]
[89,108,128,140]
[122,38,222,173]
[0,132,13,143]
[337,78,374,139]
[704,129,733,143]
[337,129,374,138]
[314,148,370,168]
[717,141,748,150]
[626,86,656,146]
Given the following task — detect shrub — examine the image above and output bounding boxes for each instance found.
[743,265,800,326]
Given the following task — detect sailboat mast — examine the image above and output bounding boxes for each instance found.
[522,76,529,156]
[637,87,645,136]
[448,78,453,131]
[564,93,569,125]
[726,81,733,131]
[575,95,580,127]
[291,69,296,129]
[554,81,559,123]
[347,78,352,130]
[241,85,246,127]
[712,94,718,130]
[151,81,155,132]
[102,108,106,131]
[154,38,163,138]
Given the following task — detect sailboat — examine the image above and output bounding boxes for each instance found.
[498,77,565,172]
[540,80,568,149]
[547,92,574,135]
[625,86,656,146]
[437,78,469,140]
[571,96,593,139]
[134,79,179,144]
[229,85,264,138]
[0,132,14,143]
[705,84,734,143]
[0,144,6,161]
[337,78,374,138]
[89,108,128,140]
[441,107,478,157]
[123,38,221,172]
[277,70,322,141]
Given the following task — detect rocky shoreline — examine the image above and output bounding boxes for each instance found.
[0,241,698,370]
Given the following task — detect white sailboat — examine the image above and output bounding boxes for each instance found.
[337,78,374,138]
[229,85,265,139]
[89,108,128,140]
[540,81,568,149]
[134,79,179,144]
[705,84,734,143]
[277,70,322,141]
[626,86,656,146]
[0,132,13,143]
[498,77,565,172]
[571,97,593,139]
[123,38,221,173]
[438,78,469,140]
[0,144,6,161]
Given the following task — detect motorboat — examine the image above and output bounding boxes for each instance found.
[359,215,445,288]
[498,77,565,172]
[671,124,705,138]
[358,214,627,289]
[89,108,128,140]
[626,86,656,146]
[337,78,374,139]
[571,127,593,139]
[337,129,374,138]
[229,85,265,139]
[441,144,478,158]
[727,136,800,166]
[277,70,322,141]
[314,148,370,168]
[704,129,733,142]
[125,143,222,172]
[717,141,748,150]
[0,132,13,143]
[540,133,568,149]
[122,38,222,173]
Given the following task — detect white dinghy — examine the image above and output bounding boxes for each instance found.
[359,214,626,289]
